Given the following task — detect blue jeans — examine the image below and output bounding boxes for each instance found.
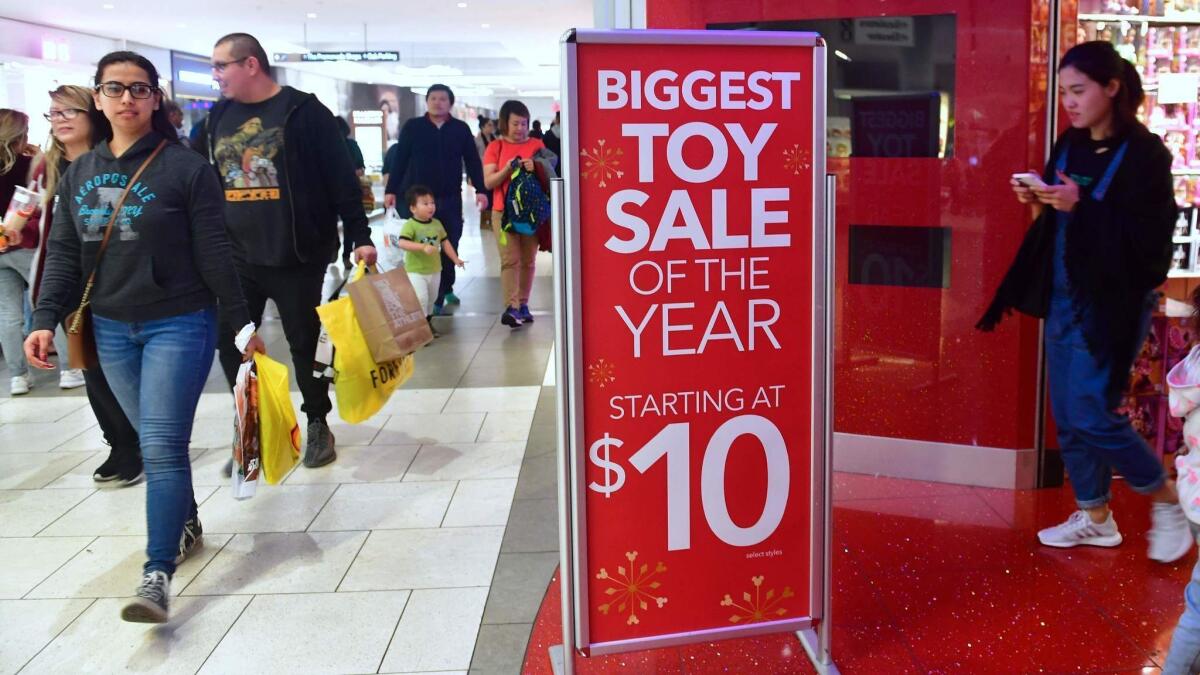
[1045,292,1166,508]
[1165,523,1200,674]
[92,307,216,576]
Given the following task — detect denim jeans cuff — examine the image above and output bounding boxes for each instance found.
[1129,472,1168,497]
[143,562,174,578]
[1076,493,1112,509]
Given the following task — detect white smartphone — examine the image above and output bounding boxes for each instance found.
[1012,172,1047,189]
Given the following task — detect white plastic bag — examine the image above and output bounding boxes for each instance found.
[231,360,260,500]
[379,208,407,272]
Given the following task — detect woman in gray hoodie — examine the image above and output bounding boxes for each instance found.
[24,50,265,624]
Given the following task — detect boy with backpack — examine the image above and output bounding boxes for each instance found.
[397,185,466,337]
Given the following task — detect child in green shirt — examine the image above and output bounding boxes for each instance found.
[399,185,466,335]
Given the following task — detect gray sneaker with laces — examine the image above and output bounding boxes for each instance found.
[1037,510,1123,548]
[121,570,170,623]
[304,420,337,468]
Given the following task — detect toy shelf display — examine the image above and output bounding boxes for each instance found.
[1081,1,1200,274]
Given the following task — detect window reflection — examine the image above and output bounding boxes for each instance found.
[710,15,958,158]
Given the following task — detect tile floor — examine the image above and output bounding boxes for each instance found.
[6,203,1196,674]
[0,220,562,674]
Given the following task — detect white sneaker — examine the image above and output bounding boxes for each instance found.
[58,369,85,390]
[1149,501,1194,563]
[9,375,31,396]
[1037,510,1123,548]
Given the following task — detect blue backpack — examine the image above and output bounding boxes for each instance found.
[502,165,551,238]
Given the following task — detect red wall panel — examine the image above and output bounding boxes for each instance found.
[645,0,1051,451]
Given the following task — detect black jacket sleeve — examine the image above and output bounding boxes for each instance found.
[31,179,82,332]
[462,125,486,194]
[384,120,416,197]
[307,100,374,250]
[186,163,251,330]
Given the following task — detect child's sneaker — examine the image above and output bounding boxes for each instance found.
[444,292,461,306]
[501,308,522,328]
[1149,501,1193,563]
[1037,510,1123,548]
[121,570,170,623]
[519,305,534,323]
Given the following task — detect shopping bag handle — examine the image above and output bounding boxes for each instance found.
[327,260,383,302]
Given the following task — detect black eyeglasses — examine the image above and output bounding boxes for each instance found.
[43,108,86,122]
[96,82,157,99]
[211,57,249,73]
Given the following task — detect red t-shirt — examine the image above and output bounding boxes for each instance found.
[483,137,546,212]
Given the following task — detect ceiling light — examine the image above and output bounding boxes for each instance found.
[457,2,467,6]
[834,49,851,61]
[306,12,317,18]
[481,23,490,28]
[102,3,114,8]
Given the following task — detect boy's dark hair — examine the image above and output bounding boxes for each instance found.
[498,100,530,134]
[214,33,273,79]
[406,184,434,207]
[426,84,455,105]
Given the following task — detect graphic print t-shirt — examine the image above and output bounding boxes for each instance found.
[400,217,447,275]
[214,91,291,263]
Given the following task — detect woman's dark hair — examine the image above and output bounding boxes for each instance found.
[1060,41,1145,133]
[498,100,531,136]
[91,51,179,145]
[336,116,351,136]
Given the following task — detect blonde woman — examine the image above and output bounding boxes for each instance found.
[0,109,51,395]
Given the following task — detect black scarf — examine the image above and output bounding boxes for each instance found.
[978,125,1177,400]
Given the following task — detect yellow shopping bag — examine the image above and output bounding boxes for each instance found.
[316,262,414,424]
[254,353,301,484]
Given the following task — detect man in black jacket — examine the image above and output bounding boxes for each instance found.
[195,32,377,468]
[383,84,486,315]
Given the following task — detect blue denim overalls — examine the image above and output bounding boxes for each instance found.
[1044,140,1166,508]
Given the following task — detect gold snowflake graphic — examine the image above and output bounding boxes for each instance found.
[588,358,616,388]
[782,144,811,176]
[581,139,625,187]
[596,551,668,626]
[721,575,795,624]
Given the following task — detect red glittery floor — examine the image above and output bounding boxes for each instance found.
[522,473,1195,673]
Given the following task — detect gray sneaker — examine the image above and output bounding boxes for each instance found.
[121,570,170,623]
[303,420,337,468]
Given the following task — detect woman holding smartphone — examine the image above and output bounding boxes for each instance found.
[980,41,1186,562]
[24,51,264,623]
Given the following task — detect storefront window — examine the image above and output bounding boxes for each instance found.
[710,15,957,158]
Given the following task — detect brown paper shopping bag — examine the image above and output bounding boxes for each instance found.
[346,265,434,363]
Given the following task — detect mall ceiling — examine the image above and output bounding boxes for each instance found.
[3,0,594,96]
